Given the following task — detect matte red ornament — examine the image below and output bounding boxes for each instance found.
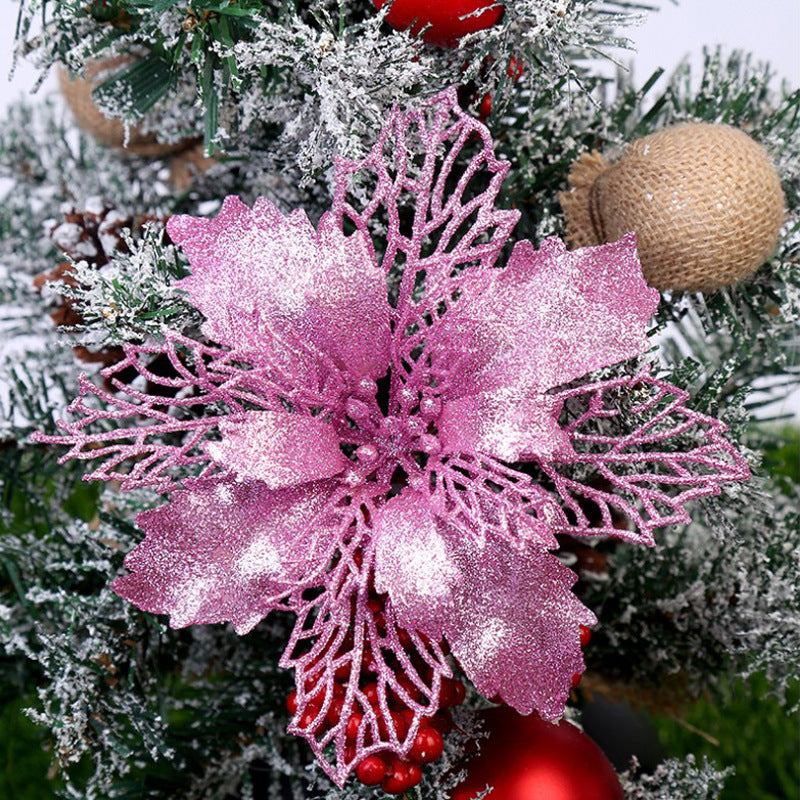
[450,706,624,800]
[373,0,504,47]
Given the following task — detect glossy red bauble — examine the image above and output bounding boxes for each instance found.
[450,706,624,800]
[373,0,504,47]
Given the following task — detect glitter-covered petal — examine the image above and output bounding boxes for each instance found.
[373,493,461,638]
[501,235,659,389]
[112,477,340,633]
[373,491,593,719]
[438,390,574,463]
[432,235,659,462]
[167,197,391,381]
[207,411,349,489]
[445,537,596,719]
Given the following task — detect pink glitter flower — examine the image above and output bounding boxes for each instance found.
[35,91,750,784]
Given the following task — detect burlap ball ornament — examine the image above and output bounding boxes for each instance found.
[560,123,785,292]
[59,57,189,157]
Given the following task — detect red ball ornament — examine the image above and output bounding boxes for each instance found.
[373,0,504,47]
[450,706,624,800]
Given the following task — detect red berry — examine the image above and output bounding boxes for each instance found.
[378,710,409,741]
[362,646,380,674]
[356,755,388,786]
[508,56,523,80]
[430,709,454,734]
[439,678,465,707]
[367,599,387,634]
[298,706,322,730]
[409,726,444,764]
[571,672,583,688]
[400,709,417,729]
[382,758,422,794]
[333,661,351,681]
[393,674,423,705]
[438,679,454,707]
[580,625,592,648]
[362,682,380,707]
[345,711,363,741]
[479,92,492,120]
[286,690,298,716]
[406,762,423,788]
[326,698,345,726]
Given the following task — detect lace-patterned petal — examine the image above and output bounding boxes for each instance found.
[281,523,451,786]
[330,88,519,335]
[429,454,562,550]
[32,331,346,492]
[541,372,752,544]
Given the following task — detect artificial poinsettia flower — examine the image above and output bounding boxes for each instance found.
[35,90,749,784]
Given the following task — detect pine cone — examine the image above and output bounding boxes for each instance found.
[35,201,160,373]
[43,198,150,267]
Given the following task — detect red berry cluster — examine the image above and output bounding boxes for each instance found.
[285,591,467,794]
[353,676,465,793]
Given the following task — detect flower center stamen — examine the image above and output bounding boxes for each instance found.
[340,385,443,476]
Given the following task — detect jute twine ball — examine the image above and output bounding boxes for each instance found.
[560,123,785,292]
[59,57,189,157]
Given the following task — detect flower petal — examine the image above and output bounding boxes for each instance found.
[373,492,594,720]
[444,537,595,719]
[282,563,451,786]
[438,390,574,463]
[498,235,659,390]
[433,235,659,462]
[112,477,340,633]
[167,197,392,382]
[542,372,753,544]
[207,411,349,489]
[373,493,462,638]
